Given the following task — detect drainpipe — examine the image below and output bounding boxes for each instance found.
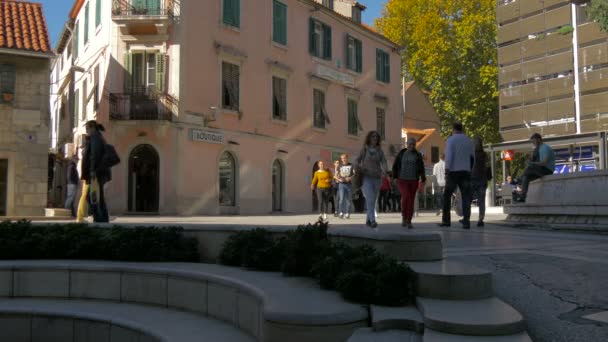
[572,3,582,134]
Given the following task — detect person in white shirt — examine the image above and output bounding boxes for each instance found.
[439,122,475,229]
[432,154,446,216]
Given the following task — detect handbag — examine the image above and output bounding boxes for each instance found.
[352,148,367,188]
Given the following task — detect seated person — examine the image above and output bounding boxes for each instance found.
[516,133,555,202]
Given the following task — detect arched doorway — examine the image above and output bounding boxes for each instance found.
[128,144,159,213]
[272,160,283,211]
[219,152,236,207]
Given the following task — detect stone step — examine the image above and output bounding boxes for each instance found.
[407,261,493,300]
[348,327,422,342]
[423,329,532,342]
[416,297,525,336]
[370,305,424,333]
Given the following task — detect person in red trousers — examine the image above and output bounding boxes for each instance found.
[391,138,426,228]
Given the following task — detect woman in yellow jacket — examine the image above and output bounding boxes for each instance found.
[311,160,333,220]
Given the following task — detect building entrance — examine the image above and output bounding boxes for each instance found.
[128,144,159,213]
[272,160,283,211]
[0,159,7,216]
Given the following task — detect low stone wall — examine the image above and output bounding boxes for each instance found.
[504,170,608,227]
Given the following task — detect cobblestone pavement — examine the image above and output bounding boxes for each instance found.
[37,211,608,341]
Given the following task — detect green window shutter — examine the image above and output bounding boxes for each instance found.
[322,24,332,60]
[376,49,381,81]
[345,35,351,70]
[95,0,101,27]
[384,52,390,83]
[156,53,166,93]
[74,23,79,59]
[223,0,240,28]
[148,0,160,15]
[355,39,362,73]
[273,1,287,45]
[84,3,89,44]
[124,52,132,93]
[309,18,316,56]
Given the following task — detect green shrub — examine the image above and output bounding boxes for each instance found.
[219,228,286,271]
[557,25,574,35]
[0,221,199,262]
[281,221,330,277]
[335,269,377,303]
[373,259,415,306]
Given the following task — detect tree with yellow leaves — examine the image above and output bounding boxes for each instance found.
[375,0,500,143]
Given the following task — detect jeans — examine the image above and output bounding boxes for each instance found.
[361,176,381,223]
[442,171,472,225]
[521,164,553,197]
[316,187,332,215]
[338,183,353,214]
[434,186,445,210]
[398,179,418,223]
[91,179,109,223]
[471,179,487,221]
[64,183,78,217]
[379,190,391,212]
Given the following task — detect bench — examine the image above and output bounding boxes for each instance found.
[0,260,369,342]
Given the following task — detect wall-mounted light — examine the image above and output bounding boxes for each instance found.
[278,149,288,154]
[228,141,240,145]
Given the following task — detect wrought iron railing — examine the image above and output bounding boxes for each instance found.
[112,0,173,17]
[109,92,175,121]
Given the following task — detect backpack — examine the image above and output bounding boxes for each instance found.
[100,144,121,169]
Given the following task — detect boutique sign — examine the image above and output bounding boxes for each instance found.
[190,129,225,144]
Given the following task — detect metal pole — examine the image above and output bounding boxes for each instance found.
[600,132,606,170]
[490,148,496,207]
[572,3,582,134]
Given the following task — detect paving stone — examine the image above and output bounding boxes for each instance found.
[371,305,424,333]
[348,327,422,342]
[416,297,525,336]
[422,329,532,342]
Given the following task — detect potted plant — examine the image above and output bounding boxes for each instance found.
[2,91,14,102]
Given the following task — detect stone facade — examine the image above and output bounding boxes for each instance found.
[0,55,51,216]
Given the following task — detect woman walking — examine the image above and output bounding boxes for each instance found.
[311,160,333,221]
[471,137,489,227]
[392,138,426,229]
[76,136,90,223]
[355,131,388,228]
[83,121,112,223]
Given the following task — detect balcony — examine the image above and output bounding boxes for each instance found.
[109,92,176,121]
[112,0,173,36]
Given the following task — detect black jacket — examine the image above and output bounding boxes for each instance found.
[392,148,426,183]
[67,161,79,185]
[82,131,111,183]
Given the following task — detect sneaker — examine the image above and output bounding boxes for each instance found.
[436,210,441,216]
[334,212,339,217]
[407,223,413,229]
[323,213,328,220]
[477,221,484,227]
[370,221,378,228]
[345,213,350,219]
[401,219,407,227]
[366,219,371,227]
[339,212,344,219]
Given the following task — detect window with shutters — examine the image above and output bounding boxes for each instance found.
[346,35,362,73]
[223,0,240,28]
[96,0,102,28]
[376,107,386,141]
[376,49,390,83]
[222,62,240,111]
[272,76,287,121]
[127,51,165,94]
[0,64,16,103]
[82,79,88,121]
[352,6,362,24]
[74,21,79,60]
[84,3,89,45]
[322,0,334,9]
[309,18,332,60]
[74,88,80,124]
[273,1,287,45]
[313,89,329,129]
[347,99,361,136]
[94,64,100,110]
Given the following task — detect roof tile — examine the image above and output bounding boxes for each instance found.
[0,0,51,54]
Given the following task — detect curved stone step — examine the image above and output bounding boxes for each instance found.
[423,329,532,342]
[371,305,424,333]
[408,261,493,300]
[416,297,525,336]
[348,327,422,342]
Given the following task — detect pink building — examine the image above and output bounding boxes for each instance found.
[51,0,402,215]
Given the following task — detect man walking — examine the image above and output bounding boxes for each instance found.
[64,155,79,217]
[517,133,555,202]
[439,122,475,229]
[432,154,446,216]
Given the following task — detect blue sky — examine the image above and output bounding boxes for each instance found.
[41,0,386,48]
